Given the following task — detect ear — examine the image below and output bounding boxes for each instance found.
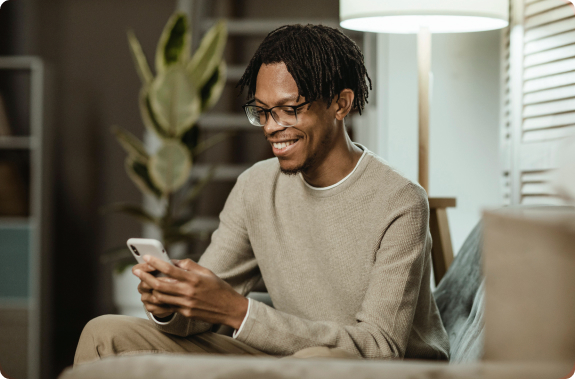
[334,89,355,121]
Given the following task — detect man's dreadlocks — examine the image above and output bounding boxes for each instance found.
[237,24,372,114]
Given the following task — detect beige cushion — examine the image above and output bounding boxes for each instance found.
[59,355,571,379]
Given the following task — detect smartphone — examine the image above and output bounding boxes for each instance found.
[127,238,175,274]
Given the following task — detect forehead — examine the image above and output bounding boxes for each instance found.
[255,62,301,104]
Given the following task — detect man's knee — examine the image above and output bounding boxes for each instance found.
[75,315,152,365]
[80,314,147,343]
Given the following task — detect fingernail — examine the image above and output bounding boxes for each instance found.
[143,255,150,262]
[134,269,141,276]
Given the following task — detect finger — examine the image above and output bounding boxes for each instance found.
[132,263,156,277]
[137,281,152,294]
[141,292,162,305]
[143,255,190,281]
[144,302,175,315]
[152,291,195,309]
[157,276,178,283]
[136,270,188,297]
[173,305,220,323]
[174,258,204,272]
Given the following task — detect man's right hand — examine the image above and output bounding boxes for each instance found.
[132,262,175,319]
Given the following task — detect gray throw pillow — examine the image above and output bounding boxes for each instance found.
[433,222,484,363]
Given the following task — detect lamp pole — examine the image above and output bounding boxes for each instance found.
[417,26,431,192]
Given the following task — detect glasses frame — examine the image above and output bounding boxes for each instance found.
[242,99,311,127]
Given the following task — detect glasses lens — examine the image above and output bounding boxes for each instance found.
[271,106,297,127]
[245,106,266,127]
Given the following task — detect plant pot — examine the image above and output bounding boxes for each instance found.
[112,265,147,319]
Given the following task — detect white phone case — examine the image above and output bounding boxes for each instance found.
[127,238,174,266]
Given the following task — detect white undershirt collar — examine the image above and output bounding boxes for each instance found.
[299,145,367,191]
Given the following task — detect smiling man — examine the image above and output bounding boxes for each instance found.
[75,24,449,363]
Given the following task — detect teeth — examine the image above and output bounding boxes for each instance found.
[273,140,296,150]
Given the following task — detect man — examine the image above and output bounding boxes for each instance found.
[75,24,449,363]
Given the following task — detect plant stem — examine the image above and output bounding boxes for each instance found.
[163,193,175,251]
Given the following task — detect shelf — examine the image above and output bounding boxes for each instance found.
[0,56,42,70]
[0,136,35,150]
[0,297,29,309]
[190,164,250,181]
[198,114,257,130]
[0,217,32,227]
[201,19,341,35]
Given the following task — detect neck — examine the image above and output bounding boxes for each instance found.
[301,128,363,188]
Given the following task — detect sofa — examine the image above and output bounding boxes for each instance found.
[59,207,575,379]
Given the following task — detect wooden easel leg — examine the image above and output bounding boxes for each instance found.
[429,208,454,286]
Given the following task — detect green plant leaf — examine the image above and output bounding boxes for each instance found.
[192,131,230,158]
[111,125,148,163]
[139,87,169,138]
[149,66,201,136]
[148,139,192,194]
[155,12,191,74]
[181,124,199,153]
[127,30,153,85]
[125,156,162,198]
[187,20,227,89]
[100,202,158,224]
[200,60,227,112]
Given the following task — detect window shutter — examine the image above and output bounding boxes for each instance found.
[504,0,575,205]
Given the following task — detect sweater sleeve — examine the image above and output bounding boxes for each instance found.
[234,183,431,358]
[147,171,261,337]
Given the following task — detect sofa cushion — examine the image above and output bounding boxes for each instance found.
[58,354,571,379]
[433,222,484,363]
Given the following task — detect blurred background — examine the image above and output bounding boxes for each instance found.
[0,0,572,378]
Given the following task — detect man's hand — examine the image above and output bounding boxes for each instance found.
[133,256,249,329]
[132,262,176,319]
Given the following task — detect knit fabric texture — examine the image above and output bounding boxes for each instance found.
[149,147,450,359]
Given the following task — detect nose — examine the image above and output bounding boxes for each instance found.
[262,112,287,135]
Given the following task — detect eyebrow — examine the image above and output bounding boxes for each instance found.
[254,95,301,107]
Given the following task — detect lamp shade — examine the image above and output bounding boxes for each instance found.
[340,0,509,33]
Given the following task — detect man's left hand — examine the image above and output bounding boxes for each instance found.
[134,256,249,329]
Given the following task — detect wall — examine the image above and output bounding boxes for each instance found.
[30,1,176,376]
[357,30,502,254]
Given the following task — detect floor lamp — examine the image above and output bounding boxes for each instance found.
[340,0,508,284]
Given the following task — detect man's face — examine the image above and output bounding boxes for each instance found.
[254,62,338,175]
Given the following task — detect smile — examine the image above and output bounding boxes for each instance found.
[272,140,297,150]
[270,139,300,156]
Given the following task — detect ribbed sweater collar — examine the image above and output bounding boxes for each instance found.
[297,143,372,198]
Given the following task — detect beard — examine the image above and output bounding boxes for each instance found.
[279,153,316,176]
[265,119,336,177]
[277,129,333,176]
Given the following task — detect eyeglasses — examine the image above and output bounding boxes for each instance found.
[242,100,311,127]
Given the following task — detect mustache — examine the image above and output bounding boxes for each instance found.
[264,131,302,141]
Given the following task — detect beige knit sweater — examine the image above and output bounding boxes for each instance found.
[150,147,450,360]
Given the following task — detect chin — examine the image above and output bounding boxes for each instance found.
[278,157,312,176]
[278,160,302,176]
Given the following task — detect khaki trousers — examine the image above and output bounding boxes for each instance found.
[74,315,356,365]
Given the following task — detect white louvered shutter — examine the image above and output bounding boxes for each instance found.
[504,0,575,205]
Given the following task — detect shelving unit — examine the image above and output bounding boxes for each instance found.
[0,56,45,379]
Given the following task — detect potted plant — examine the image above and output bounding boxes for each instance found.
[102,12,228,317]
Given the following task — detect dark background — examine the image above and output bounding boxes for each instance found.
[0,0,347,377]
